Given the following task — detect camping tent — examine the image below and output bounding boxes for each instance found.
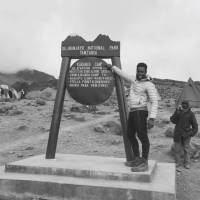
[0,84,19,99]
[176,78,200,108]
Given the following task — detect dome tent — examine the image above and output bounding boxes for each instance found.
[176,78,200,108]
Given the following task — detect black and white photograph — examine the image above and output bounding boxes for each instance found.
[0,0,200,200]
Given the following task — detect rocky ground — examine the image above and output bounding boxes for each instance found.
[0,90,200,200]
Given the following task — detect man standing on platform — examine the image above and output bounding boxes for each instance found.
[108,63,158,172]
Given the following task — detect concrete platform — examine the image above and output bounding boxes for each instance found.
[5,153,157,182]
[0,154,176,200]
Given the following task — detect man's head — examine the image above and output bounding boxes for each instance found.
[136,63,147,80]
[181,100,189,110]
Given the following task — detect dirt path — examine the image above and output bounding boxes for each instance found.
[0,113,117,153]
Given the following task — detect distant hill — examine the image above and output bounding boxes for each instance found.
[0,69,56,85]
[153,78,186,100]
[16,69,55,83]
[153,78,200,99]
[0,69,57,91]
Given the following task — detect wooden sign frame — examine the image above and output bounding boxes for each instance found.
[46,34,134,162]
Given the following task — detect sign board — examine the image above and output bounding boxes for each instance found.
[46,34,133,161]
[66,57,114,105]
[61,34,120,58]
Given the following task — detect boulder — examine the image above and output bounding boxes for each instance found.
[96,111,110,115]
[24,146,34,151]
[9,110,23,116]
[16,125,28,131]
[63,114,75,119]
[40,87,56,100]
[164,127,174,138]
[190,140,200,159]
[73,116,86,122]
[0,105,16,115]
[35,98,46,106]
[103,121,122,136]
[94,125,106,133]
[70,105,88,113]
[110,139,122,145]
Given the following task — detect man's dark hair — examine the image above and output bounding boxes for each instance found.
[137,63,147,71]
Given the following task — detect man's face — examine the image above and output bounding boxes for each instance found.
[136,66,147,80]
[182,102,189,109]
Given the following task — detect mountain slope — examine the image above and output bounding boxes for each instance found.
[16,69,55,83]
[0,73,22,85]
[0,69,56,86]
[0,69,57,91]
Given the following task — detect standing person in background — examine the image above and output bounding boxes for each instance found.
[107,63,158,172]
[20,89,26,99]
[170,100,198,169]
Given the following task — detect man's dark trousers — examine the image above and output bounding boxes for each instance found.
[127,110,149,160]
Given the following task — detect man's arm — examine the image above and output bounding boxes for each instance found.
[146,82,158,119]
[108,65,135,83]
[145,82,158,129]
[170,109,180,124]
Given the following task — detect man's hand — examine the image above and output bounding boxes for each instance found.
[175,105,182,114]
[105,64,113,71]
[147,118,154,129]
[189,130,195,137]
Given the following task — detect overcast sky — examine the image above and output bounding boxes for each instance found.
[0,0,200,81]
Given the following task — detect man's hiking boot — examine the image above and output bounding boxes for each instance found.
[131,158,148,172]
[125,157,143,167]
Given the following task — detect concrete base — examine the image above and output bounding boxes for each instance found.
[5,154,157,182]
[0,154,176,200]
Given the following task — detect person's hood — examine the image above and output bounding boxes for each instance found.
[182,100,191,113]
[182,100,189,105]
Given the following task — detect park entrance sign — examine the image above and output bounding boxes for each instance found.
[46,34,134,161]
[61,34,120,58]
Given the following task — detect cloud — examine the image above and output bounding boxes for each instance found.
[0,0,200,81]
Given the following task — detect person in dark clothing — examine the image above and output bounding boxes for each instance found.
[170,100,198,169]
[20,89,26,99]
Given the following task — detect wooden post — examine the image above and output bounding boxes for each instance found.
[46,57,71,159]
[111,57,134,161]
